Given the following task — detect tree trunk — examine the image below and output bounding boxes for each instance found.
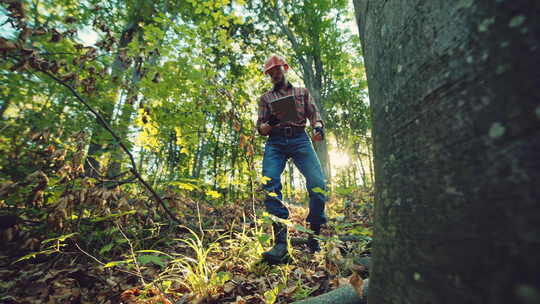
[354,1,540,303]
[287,160,294,201]
[85,18,142,177]
[192,114,208,178]
[270,1,332,182]
[356,150,368,187]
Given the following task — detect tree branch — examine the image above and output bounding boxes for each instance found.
[270,1,311,77]
[39,69,182,225]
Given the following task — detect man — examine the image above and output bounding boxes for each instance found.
[256,54,328,265]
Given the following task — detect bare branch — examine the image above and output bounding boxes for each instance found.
[39,69,183,225]
[116,221,146,285]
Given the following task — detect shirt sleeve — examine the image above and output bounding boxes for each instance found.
[304,88,324,127]
[256,96,270,135]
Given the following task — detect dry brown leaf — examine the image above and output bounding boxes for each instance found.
[224,281,236,293]
[120,287,140,304]
[349,272,364,298]
[233,295,246,304]
[338,276,350,287]
[280,284,297,296]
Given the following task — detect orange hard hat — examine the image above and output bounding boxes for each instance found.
[263,55,289,74]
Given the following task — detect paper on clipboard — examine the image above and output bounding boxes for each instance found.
[269,95,297,122]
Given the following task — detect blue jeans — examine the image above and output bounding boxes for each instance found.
[262,130,328,225]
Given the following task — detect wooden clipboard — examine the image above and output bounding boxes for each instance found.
[269,95,297,122]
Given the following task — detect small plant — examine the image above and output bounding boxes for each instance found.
[169,227,231,298]
[15,232,77,262]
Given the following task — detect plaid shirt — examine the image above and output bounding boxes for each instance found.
[256,82,324,135]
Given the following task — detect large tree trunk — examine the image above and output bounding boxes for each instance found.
[354,1,540,303]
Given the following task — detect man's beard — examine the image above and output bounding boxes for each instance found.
[273,77,287,91]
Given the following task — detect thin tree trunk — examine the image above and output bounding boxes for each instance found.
[270,1,332,182]
[212,122,222,189]
[356,150,368,187]
[288,160,294,201]
[85,17,142,177]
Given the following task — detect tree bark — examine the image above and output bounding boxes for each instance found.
[354,1,540,303]
[270,1,332,182]
[85,18,142,177]
[356,150,368,187]
[365,137,374,186]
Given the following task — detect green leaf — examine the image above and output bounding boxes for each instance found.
[136,249,169,255]
[264,286,280,304]
[91,210,136,222]
[99,243,115,255]
[294,224,313,234]
[103,259,134,268]
[15,249,56,263]
[42,232,78,245]
[257,233,271,244]
[138,254,168,267]
[311,187,329,196]
[213,271,231,285]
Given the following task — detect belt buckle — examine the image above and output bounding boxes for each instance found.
[284,126,293,137]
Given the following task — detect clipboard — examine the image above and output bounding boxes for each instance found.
[269,95,297,122]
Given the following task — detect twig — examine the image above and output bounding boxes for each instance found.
[38,69,182,224]
[74,242,142,278]
[196,201,204,237]
[116,221,146,285]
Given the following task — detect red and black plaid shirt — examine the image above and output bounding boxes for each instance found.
[256,82,324,135]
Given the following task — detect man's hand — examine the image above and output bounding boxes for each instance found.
[312,126,324,142]
[260,123,273,135]
[268,114,280,126]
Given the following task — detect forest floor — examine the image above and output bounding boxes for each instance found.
[0,193,372,304]
[0,131,372,304]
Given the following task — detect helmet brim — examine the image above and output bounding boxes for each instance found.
[264,63,289,74]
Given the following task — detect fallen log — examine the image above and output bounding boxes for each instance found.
[291,279,369,304]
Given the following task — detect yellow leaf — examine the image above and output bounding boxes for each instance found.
[261,176,272,185]
[206,190,221,199]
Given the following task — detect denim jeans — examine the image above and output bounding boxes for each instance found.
[262,130,328,225]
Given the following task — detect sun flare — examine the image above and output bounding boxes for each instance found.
[329,150,351,170]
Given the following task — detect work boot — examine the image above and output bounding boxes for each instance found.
[307,223,321,253]
[262,222,291,265]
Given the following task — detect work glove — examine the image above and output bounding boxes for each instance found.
[267,114,280,126]
[314,126,325,140]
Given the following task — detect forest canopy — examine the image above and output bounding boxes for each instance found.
[0,0,373,303]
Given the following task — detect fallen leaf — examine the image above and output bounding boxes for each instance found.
[233,295,246,304]
[349,272,364,297]
[224,281,236,293]
[338,276,350,287]
[280,284,297,296]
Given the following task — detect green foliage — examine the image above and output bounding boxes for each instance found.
[168,227,231,297]
[15,232,77,262]
[138,254,169,268]
[0,1,373,301]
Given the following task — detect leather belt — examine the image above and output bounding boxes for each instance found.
[270,126,305,137]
